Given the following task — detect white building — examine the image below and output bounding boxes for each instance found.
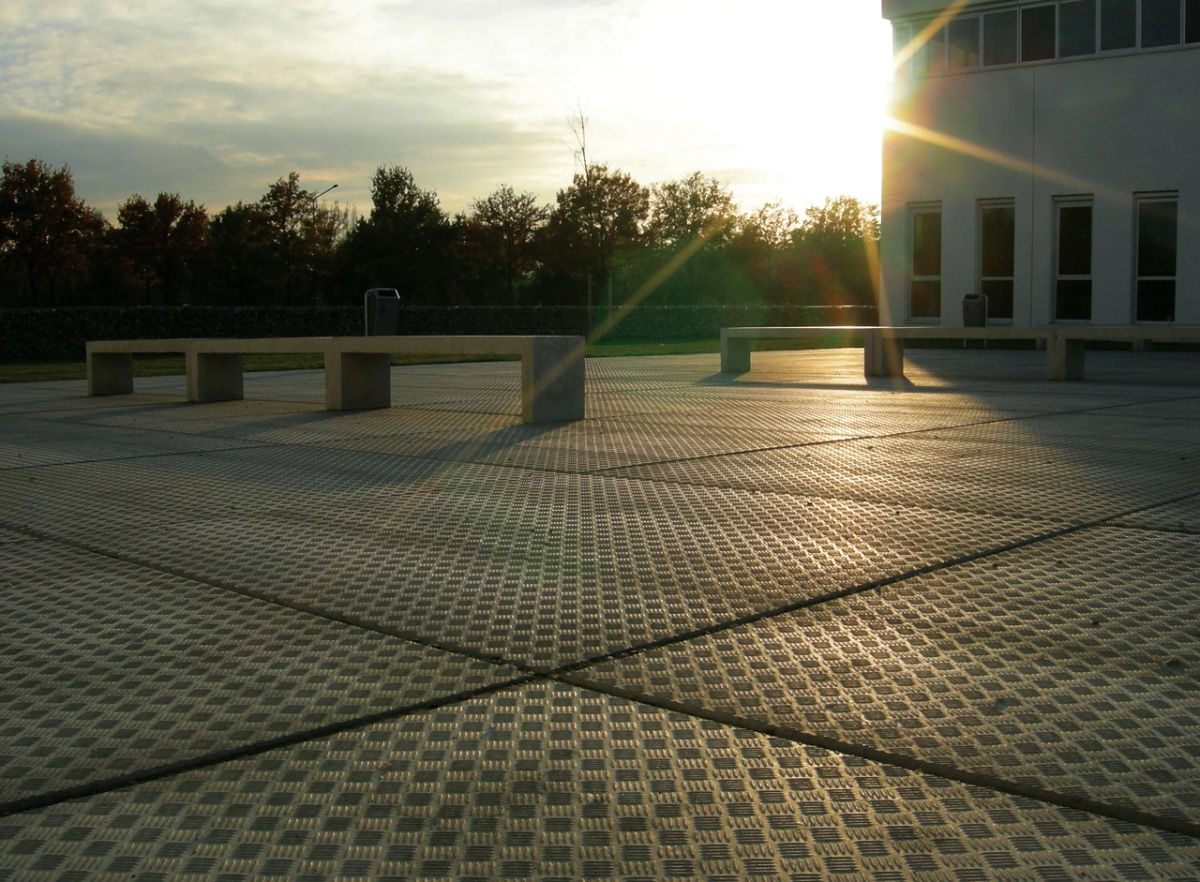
[880,0,1200,327]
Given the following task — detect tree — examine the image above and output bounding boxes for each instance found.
[209,201,273,304]
[728,200,801,302]
[116,192,209,304]
[795,196,881,306]
[337,165,454,302]
[462,185,548,303]
[540,163,649,306]
[0,159,104,305]
[647,172,737,250]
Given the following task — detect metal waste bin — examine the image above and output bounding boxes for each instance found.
[364,288,401,336]
[962,293,988,327]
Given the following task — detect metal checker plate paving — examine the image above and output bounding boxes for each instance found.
[1111,496,1200,536]
[2,682,1198,882]
[0,537,520,804]
[0,446,1050,668]
[0,416,256,471]
[608,424,1200,524]
[581,526,1200,824]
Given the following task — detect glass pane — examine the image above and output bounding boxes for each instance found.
[1101,0,1136,49]
[911,280,942,318]
[912,212,942,277]
[1056,280,1093,320]
[984,11,1020,64]
[927,24,947,73]
[949,18,981,68]
[1142,0,1182,46]
[981,279,1014,320]
[1058,205,1092,275]
[1022,5,1057,60]
[1138,200,1178,276]
[981,206,1016,277]
[1137,280,1176,321]
[1060,0,1097,56]
[1189,0,1200,42]
[894,23,912,76]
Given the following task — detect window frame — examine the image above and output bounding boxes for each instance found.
[1134,192,1179,323]
[1053,196,1095,323]
[908,204,943,323]
[978,199,1017,324]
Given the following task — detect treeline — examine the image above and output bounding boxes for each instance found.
[0,158,880,311]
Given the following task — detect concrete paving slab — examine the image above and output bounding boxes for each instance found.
[2,682,1197,881]
[0,538,522,807]
[0,446,1053,669]
[581,527,1200,824]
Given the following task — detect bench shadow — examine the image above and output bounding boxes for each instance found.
[697,372,918,392]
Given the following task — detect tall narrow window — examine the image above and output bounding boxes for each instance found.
[949,17,981,68]
[1022,5,1058,60]
[1060,0,1097,56]
[1142,0,1182,46]
[1136,197,1178,322]
[1188,0,1200,42]
[984,10,1020,64]
[894,22,913,77]
[1101,0,1136,49]
[910,208,942,320]
[980,202,1016,321]
[1055,200,1093,321]
[926,23,948,73]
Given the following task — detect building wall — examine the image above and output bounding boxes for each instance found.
[881,45,1200,326]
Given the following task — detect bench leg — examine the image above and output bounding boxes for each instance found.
[1047,335,1085,381]
[522,337,585,423]
[187,352,244,402]
[326,352,391,410]
[721,335,751,373]
[87,352,134,396]
[864,332,904,378]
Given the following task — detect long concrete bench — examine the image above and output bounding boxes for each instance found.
[86,335,586,423]
[721,325,1200,381]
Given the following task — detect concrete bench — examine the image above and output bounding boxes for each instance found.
[721,325,1200,382]
[86,335,586,423]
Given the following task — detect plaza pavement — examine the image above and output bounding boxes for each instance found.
[0,347,1198,881]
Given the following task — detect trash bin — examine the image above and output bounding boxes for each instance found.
[962,293,988,327]
[364,288,401,336]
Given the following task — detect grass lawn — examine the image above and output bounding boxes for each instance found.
[0,337,863,384]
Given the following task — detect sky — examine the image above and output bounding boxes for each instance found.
[0,1,894,220]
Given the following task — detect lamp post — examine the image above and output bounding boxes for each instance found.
[309,184,338,305]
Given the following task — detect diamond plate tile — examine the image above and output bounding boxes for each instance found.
[2,682,1197,881]
[0,415,256,470]
[583,526,1200,823]
[0,537,520,804]
[1112,496,1200,535]
[0,445,1051,668]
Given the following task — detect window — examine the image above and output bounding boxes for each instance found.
[1136,196,1178,322]
[980,202,1016,321]
[1189,0,1200,42]
[1142,0,1182,46]
[1055,200,1093,321]
[949,17,981,68]
[1060,0,1097,55]
[1101,0,1136,49]
[910,208,942,320]
[926,23,948,74]
[984,10,1020,64]
[1023,5,1058,60]
[894,22,913,77]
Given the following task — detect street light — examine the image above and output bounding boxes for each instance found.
[314,184,338,200]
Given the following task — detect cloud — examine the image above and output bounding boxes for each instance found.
[0,0,891,218]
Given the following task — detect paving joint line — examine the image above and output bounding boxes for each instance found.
[0,444,267,473]
[557,673,1200,841]
[0,673,542,819]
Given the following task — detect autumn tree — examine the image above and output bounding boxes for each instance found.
[338,165,454,302]
[646,172,737,250]
[462,185,548,303]
[209,202,273,303]
[0,159,104,305]
[795,195,880,306]
[539,164,649,307]
[116,192,209,304]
